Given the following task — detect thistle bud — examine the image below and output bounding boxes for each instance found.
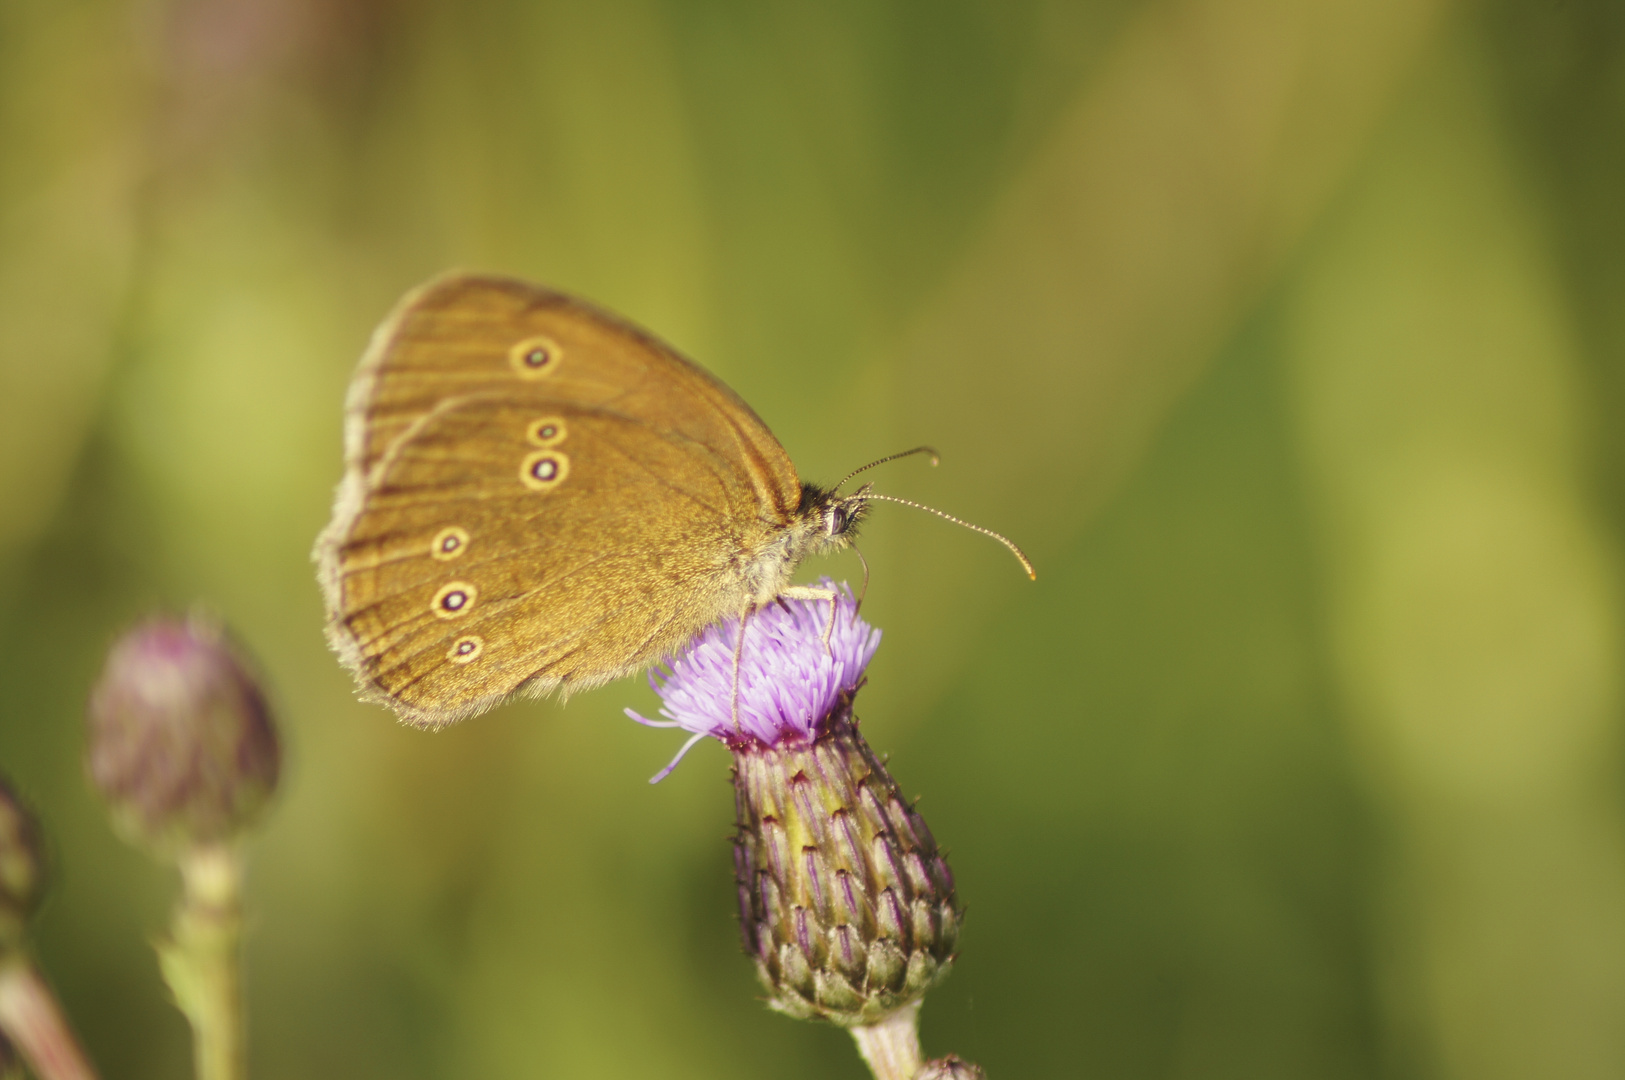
[0,1031,19,1079]
[919,1056,986,1079]
[629,581,960,1026]
[0,780,43,951]
[86,614,280,857]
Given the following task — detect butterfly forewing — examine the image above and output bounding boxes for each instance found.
[317,274,803,726]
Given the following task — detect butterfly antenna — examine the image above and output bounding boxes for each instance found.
[863,494,1036,579]
[833,446,939,494]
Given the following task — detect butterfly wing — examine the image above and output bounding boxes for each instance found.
[315,274,803,727]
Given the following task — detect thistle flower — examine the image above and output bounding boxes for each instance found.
[0,780,42,953]
[0,777,100,1080]
[630,580,965,1059]
[0,1032,19,1079]
[85,614,280,858]
[86,612,279,1080]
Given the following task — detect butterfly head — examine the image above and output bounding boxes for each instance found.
[796,481,871,554]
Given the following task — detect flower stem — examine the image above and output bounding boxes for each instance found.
[850,1002,924,1080]
[158,844,245,1080]
[0,954,100,1080]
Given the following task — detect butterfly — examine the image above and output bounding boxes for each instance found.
[314,273,1030,728]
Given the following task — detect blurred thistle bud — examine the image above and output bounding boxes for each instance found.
[0,779,43,951]
[0,1031,19,1079]
[86,614,280,858]
[918,1056,985,1080]
[628,581,960,1026]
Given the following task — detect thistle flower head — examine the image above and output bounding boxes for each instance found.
[86,613,281,858]
[627,580,880,781]
[631,579,879,748]
[0,777,43,950]
[631,581,959,1027]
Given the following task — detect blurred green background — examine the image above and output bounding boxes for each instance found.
[3,0,1625,1076]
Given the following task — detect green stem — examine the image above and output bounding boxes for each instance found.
[850,1003,923,1080]
[158,845,245,1080]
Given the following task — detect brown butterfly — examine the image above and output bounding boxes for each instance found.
[315,273,1031,728]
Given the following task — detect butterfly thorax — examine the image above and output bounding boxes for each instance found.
[737,482,869,608]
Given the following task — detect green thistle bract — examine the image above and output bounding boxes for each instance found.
[733,703,960,1024]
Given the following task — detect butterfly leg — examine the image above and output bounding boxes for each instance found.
[731,605,755,730]
[779,585,838,655]
[850,546,871,626]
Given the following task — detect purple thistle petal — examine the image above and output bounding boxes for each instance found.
[624,708,681,729]
[647,731,708,784]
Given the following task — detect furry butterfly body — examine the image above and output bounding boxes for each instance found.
[315,274,865,728]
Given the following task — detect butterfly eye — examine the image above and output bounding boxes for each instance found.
[432,581,478,619]
[509,335,564,380]
[520,450,571,491]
